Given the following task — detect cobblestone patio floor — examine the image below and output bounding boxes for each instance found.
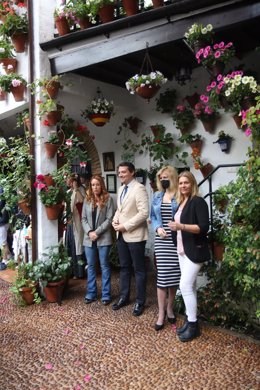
[0,271,260,390]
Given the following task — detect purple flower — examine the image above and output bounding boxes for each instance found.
[11,79,22,87]
[245,128,252,137]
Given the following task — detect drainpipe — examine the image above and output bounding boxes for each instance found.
[27,0,37,262]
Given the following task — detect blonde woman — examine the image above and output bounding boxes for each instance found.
[150,165,180,331]
[169,171,210,342]
[82,175,114,305]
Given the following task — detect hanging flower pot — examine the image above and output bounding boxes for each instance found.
[214,131,232,152]
[55,16,71,36]
[45,203,62,220]
[1,58,18,74]
[10,83,26,102]
[240,96,256,110]
[200,163,214,178]
[43,174,55,186]
[11,32,28,53]
[184,92,200,109]
[201,119,216,133]
[46,105,64,126]
[232,114,242,129]
[88,113,111,127]
[135,84,160,101]
[122,0,139,16]
[208,61,225,78]
[98,4,115,23]
[190,139,203,154]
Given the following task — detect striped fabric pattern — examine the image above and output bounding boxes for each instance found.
[154,203,181,288]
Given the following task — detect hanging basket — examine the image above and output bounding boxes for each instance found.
[88,113,111,127]
[1,58,18,74]
[11,32,28,53]
[10,84,26,102]
[135,85,160,101]
[45,203,62,220]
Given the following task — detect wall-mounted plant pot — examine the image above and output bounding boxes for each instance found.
[10,83,25,102]
[184,92,200,109]
[232,114,242,129]
[88,113,111,127]
[207,61,225,78]
[191,39,208,53]
[240,96,256,110]
[200,163,214,178]
[55,16,71,36]
[18,198,31,215]
[44,142,60,159]
[11,32,28,53]
[135,85,160,101]
[201,119,216,133]
[190,140,203,154]
[1,58,18,74]
[43,174,55,186]
[217,138,231,152]
[46,105,64,126]
[122,0,139,16]
[98,4,115,23]
[45,203,62,220]
[0,89,7,101]
[46,81,60,99]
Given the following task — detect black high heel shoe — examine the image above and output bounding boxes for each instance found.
[154,323,164,331]
[167,316,176,324]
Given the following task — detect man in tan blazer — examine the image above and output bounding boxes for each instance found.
[112,162,149,316]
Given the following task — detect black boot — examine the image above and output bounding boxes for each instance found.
[178,321,200,342]
[176,319,188,335]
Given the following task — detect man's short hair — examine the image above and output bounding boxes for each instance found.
[118,162,135,173]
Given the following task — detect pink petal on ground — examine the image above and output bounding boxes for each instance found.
[84,375,91,382]
[79,344,85,350]
[171,324,177,331]
[74,360,82,366]
[74,385,81,390]
[64,328,71,335]
[44,363,53,370]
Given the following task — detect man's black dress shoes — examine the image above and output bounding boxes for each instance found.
[112,298,129,311]
[132,303,144,316]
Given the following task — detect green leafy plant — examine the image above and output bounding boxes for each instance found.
[0,9,28,37]
[46,131,60,144]
[88,0,115,19]
[155,88,177,113]
[0,73,26,92]
[125,71,167,95]
[0,36,15,58]
[37,98,64,119]
[9,263,41,306]
[178,133,202,144]
[214,130,232,141]
[241,95,260,144]
[16,109,29,128]
[81,95,114,118]
[140,125,176,162]
[34,175,65,207]
[66,0,93,22]
[33,244,72,287]
[172,104,194,130]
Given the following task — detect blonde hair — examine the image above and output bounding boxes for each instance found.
[177,171,199,204]
[86,175,110,209]
[156,165,178,195]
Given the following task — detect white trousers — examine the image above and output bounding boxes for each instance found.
[178,253,202,322]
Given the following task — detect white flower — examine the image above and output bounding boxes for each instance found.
[0,137,7,146]
[0,48,5,53]
[206,24,213,31]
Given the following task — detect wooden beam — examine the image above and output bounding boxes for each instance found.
[49,2,260,75]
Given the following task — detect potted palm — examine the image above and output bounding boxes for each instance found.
[81,89,114,126]
[172,104,195,134]
[213,130,233,152]
[126,71,167,101]
[0,37,17,74]
[34,174,65,220]
[0,7,28,52]
[33,244,72,303]
[10,263,41,306]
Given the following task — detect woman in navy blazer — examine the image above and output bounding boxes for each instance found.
[169,171,210,342]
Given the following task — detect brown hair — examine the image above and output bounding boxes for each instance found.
[86,175,110,209]
[177,171,199,204]
[156,165,178,195]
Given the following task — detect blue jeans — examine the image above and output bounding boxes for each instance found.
[84,245,111,301]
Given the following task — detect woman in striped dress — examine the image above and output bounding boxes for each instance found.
[150,166,180,331]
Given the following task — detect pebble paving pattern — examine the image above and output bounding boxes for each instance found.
[0,271,260,390]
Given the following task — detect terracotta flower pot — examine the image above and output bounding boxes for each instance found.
[11,32,28,53]
[152,0,164,8]
[45,203,62,220]
[200,163,214,178]
[20,286,36,305]
[232,114,242,129]
[135,84,160,101]
[201,119,216,133]
[55,16,71,36]
[78,17,92,30]
[88,113,111,127]
[43,174,55,186]
[122,0,139,16]
[240,96,256,110]
[10,84,26,102]
[46,107,63,126]
[44,142,60,159]
[190,140,203,154]
[0,58,18,74]
[213,242,225,261]
[23,118,30,129]
[43,280,65,303]
[98,4,115,23]
[0,89,7,101]
[45,81,60,99]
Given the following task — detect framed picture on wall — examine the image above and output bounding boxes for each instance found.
[106,174,117,193]
[103,152,115,171]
